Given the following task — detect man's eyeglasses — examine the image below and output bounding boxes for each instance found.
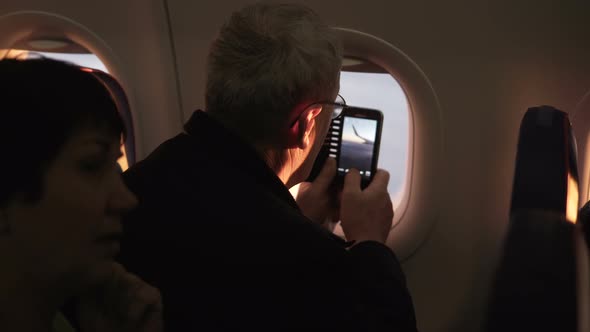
[291,94,347,127]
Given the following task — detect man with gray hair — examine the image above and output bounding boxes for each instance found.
[119,3,418,331]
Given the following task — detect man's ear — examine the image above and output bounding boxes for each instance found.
[287,106,322,149]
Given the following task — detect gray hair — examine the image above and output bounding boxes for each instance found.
[205,2,343,144]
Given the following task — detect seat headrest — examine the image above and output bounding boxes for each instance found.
[510,106,578,222]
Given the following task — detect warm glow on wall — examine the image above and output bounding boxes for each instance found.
[118,144,129,172]
[566,172,579,223]
[0,49,29,59]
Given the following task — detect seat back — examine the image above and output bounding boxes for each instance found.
[510,106,579,221]
[486,106,583,332]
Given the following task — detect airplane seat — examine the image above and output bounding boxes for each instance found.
[485,106,586,332]
[578,200,590,249]
[576,201,590,331]
[509,106,577,218]
[486,211,578,331]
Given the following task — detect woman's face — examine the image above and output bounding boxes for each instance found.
[3,128,137,293]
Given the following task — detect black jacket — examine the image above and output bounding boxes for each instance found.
[118,110,418,331]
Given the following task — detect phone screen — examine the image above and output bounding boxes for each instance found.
[305,107,382,186]
[338,116,378,180]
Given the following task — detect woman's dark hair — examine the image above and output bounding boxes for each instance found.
[0,58,125,205]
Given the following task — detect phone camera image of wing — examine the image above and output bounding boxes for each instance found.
[339,117,378,178]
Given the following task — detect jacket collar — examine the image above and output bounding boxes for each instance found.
[184,110,300,211]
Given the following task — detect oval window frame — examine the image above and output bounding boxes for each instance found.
[0,11,140,162]
[335,28,443,261]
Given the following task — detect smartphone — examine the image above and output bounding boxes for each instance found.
[307,106,383,189]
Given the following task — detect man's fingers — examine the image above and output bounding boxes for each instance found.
[364,169,390,193]
[343,169,361,194]
[313,158,336,189]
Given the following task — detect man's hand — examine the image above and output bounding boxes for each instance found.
[340,169,394,244]
[295,158,340,231]
[77,262,163,332]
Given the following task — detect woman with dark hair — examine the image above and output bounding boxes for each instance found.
[0,58,162,332]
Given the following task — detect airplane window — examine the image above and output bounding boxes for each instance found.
[327,28,439,258]
[1,41,132,171]
[340,57,409,207]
